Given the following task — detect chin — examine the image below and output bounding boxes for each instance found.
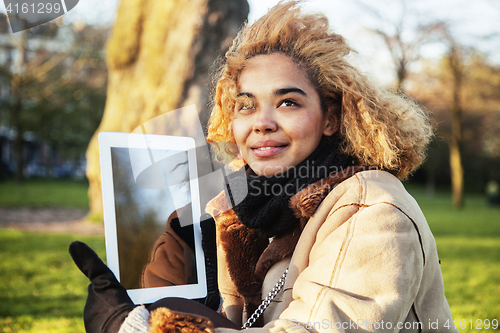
[256,165,288,177]
[248,157,295,176]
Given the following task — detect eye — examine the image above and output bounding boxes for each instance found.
[238,96,255,109]
[240,104,255,110]
[235,99,256,114]
[278,99,298,108]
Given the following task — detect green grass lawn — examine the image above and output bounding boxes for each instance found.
[404,185,500,332]
[0,181,499,332]
[0,179,89,209]
[0,230,105,333]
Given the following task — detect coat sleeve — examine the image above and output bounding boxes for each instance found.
[216,203,425,333]
[141,224,197,288]
[278,203,424,332]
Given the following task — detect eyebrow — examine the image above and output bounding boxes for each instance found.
[275,87,307,96]
[236,92,254,98]
[236,87,307,98]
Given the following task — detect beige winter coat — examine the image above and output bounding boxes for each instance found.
[206,168,457,333]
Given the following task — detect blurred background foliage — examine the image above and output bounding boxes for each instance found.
[0,16,107,181]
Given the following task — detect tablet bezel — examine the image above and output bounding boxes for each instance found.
[98,131,207,304]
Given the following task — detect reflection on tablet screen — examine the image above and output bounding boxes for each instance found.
[110,147,197,289]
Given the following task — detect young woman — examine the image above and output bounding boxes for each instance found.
[70,2,457,332]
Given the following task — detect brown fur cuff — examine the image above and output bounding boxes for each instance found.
[150,308,214,333]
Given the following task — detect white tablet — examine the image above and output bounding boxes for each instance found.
[98,132,207,304]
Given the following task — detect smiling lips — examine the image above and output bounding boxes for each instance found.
[251,141,288,158]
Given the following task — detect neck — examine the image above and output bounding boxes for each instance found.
[226,137,353,238]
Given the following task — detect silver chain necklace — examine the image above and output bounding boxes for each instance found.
[241,268,289,329]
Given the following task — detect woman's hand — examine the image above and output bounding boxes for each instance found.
[69,214,222,332]
[69,241,136,333]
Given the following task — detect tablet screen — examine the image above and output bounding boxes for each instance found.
[99,132,206,304]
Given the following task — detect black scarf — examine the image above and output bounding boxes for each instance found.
[224,138,352,238]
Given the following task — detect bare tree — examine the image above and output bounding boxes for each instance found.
[356,0,440,91]
[407,22,487,208]
[9,31,27,182]
[447,42,465,208]
[354,1,498,207]
[436,23,468,208]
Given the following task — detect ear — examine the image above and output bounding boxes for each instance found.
[322,113,338,137]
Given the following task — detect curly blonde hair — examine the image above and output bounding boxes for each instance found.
[207,0,432,179]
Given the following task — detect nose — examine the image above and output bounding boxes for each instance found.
[252,107,277,133]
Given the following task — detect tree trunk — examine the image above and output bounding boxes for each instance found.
[86,0,249,218]
[448,46,464,209]
[12,97,23,182]
[449,134,463,208]
[11,31,27,183]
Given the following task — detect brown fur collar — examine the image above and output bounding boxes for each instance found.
[205,166,367,319]
[206,193,268,318]
[290,165,369,225]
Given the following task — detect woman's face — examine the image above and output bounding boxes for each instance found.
[232,53,337,176]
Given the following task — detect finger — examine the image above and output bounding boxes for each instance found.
[69,241,111,282]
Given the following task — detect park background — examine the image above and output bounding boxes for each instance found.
[0,0,499,332]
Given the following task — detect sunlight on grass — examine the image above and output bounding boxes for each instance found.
[0,179,89,209]
[438,237,500,330]
[406,185,500,333]
[0,316,84,333]
[0,229,105,333]
[0,183,499,332]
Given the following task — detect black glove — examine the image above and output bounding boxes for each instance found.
[170,213,221,311]
[69,241,136,333]
[198,213,221,312]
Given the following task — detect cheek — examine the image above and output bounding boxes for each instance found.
[290,114,324,142]
[231,118,246,146]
